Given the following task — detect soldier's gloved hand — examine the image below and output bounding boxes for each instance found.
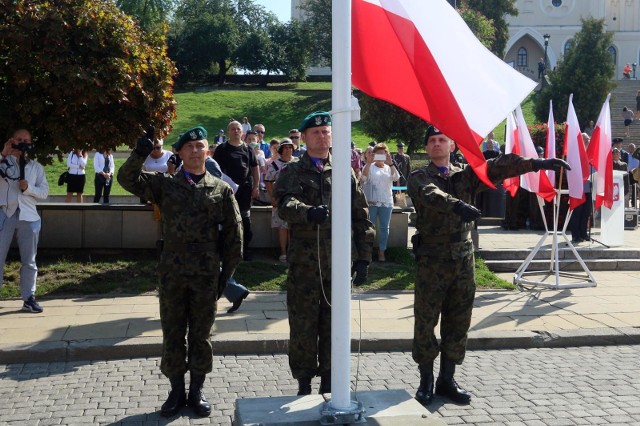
[217,276,227,300]
[307,205,329,225]
[134,135,154,157]
[351,260,369,286]
[531,158,571,172]
[453,201,481,223]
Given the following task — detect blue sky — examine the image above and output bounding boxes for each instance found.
[254,0,291,22]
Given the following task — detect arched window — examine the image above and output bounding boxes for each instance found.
[517,47,528,67]
[607,46,617,66]
[564,41,572,55]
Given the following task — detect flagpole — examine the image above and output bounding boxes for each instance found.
[330,0,353,412]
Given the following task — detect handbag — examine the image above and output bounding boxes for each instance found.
[58,171,69,186]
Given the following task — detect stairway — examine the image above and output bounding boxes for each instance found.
[610,79,640,144]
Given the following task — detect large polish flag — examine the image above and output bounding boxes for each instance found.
[563,94,589,209]
[545,100,557,186]
[352,0,537,186]
[586,94,613,209]
[514,106,557,202]
[503,112,520,197]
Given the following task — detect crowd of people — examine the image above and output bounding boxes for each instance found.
[2,104,639,419]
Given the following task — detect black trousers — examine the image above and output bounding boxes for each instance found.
[93,173,112,203]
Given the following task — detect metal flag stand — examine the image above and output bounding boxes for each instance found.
[514,189,597,289]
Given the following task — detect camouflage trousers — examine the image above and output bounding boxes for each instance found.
[286,237,332,379]
[159,272,218,379]
[412,253,475,365]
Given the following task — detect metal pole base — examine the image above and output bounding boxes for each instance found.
[320,400,366,425]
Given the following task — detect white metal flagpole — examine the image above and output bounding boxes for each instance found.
[329,0,353,412]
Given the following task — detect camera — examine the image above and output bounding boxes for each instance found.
[12,142,35,153]
[374,154,386,161]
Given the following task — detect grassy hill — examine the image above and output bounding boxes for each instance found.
[45,83,536,195]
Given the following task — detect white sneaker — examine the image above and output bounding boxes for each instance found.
[279,255,287,263]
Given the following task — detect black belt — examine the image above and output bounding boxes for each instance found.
[425,231,471,244]
[292,229,332,239]
[163,242,217,253]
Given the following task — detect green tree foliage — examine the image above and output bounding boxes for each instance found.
[0,0,177,160]
[533,18,615,125]
[235,19,311,84]
[299,0,331,67]
[460,0,518,57]
[169,0,239,85]
[116,0,175,30]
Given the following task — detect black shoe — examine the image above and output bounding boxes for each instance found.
[435,355,471,405]
[415,362,434,406]
[22,295,43,313]
[187,373,211,417]
[319,373,331,394]
[160,376,186,417]
[227,290,250,313]
[297,377,312,395]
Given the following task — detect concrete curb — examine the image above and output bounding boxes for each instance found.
[3,327,640,364]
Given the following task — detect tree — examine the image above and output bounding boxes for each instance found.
[460,0,518,57]
[116,0,175,30]
[298,0,331,66]
[533,18,615,126]
[169,0,239,85]
[234,19,311,84]
[0,0,177,160]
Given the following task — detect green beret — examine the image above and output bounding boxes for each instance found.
[299,111,332,132]
[172,126,208,151]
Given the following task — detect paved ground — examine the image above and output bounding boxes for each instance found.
[1,226,639,364]
[1,346,640,425]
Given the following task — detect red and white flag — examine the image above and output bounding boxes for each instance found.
[514,106,557,202]
[586,94,613,209]
[503,112,520,197]
[352,0,537,186]
[563,94,589,210]
[545,100,557,186]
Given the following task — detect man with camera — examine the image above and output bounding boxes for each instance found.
[118,126,243,418]
[0,129,49,313]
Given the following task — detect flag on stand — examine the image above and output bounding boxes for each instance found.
[563,94,589,209]
[503,112,520,197]
[545,100,557,186]
[351,0,537,186]
[514,106,557,202]
[586,94,613,209]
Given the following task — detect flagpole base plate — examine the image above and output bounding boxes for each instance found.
[320,400,366,424]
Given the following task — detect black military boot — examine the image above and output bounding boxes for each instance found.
[435,355,471,404]
[160,375,186,417]
[319,372,331,394]
[414,362,434,406]
[297,377,312,395]
[187,372,211,417]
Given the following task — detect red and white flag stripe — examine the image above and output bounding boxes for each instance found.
[352,0,537,185]
[563,94,589,210]
[503,112,520,197]
[545,100,557,186]
[514,106,557,202]
[586,94,613,209]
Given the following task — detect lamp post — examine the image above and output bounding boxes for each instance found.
[542,34,550,87]
[633,63,637,80]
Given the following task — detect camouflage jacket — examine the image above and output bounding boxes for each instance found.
[407,154,534,259]
[117,151,243,277]
[273,152,374,263]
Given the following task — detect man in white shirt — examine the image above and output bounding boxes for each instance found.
[0,129,49,313]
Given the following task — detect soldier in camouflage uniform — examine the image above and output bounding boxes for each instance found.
[118,126,242,418]
[273,111,375,395]
[408,126,568,406]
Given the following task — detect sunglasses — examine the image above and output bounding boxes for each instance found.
[255,130,265,134]
[290,136,300,139]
